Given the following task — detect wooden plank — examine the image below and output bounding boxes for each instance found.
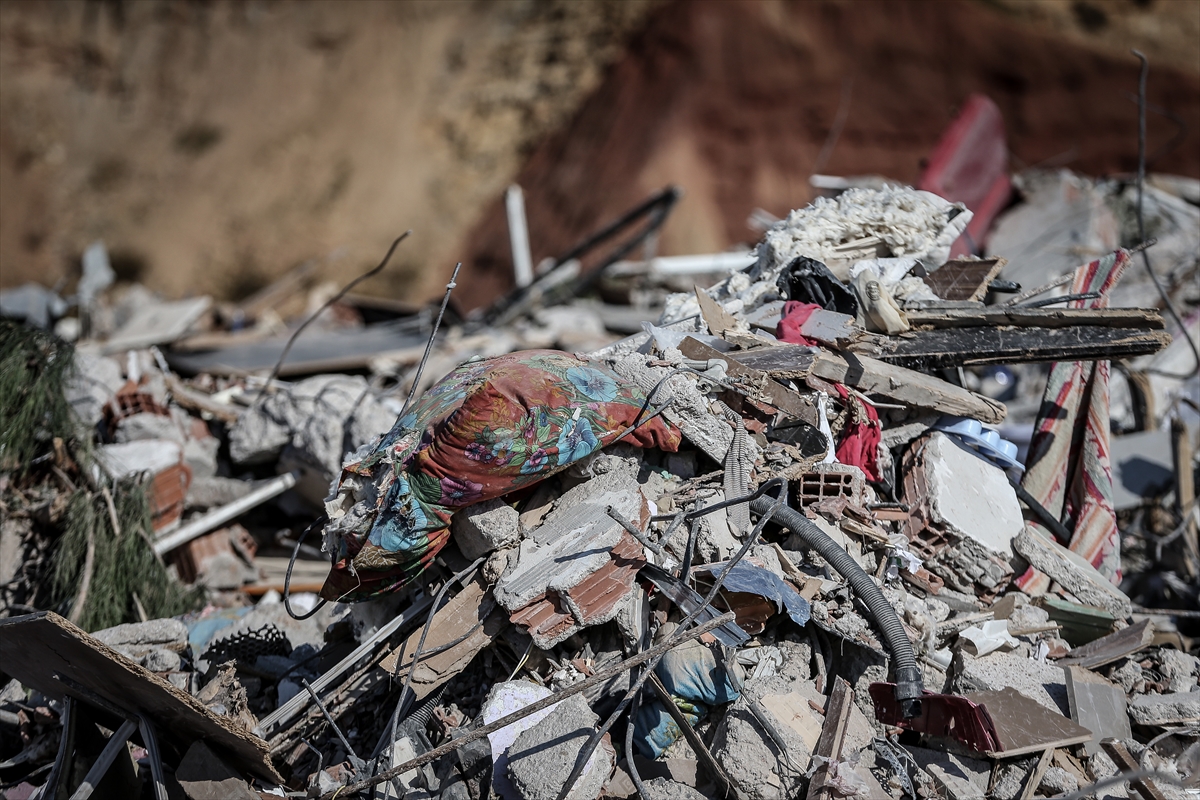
[1017,748,1054,800]
[811,350,1006,424]
[733,342,817,380]
[905,307,1164,330]
[1101,739,1168,800]
[967,687,1092,758]
[852,326,1171,370]
[806,677,854,800]
[734,343,1006,423]
[694,287,741,337]
[1058,618,1154,668]
[678,337,816,425]
[925,257,1006,302]
[0,612,281,784]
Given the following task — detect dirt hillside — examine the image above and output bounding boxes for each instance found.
[456,0,1200,310]
[1,0,1197,309]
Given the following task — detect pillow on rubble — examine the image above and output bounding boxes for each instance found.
[319,350,681,602]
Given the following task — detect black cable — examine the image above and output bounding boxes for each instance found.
[1132,50,1200,378]
[284,515,329,621]
[378,557,485,762]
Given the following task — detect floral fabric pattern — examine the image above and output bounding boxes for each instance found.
[320,350,681,602]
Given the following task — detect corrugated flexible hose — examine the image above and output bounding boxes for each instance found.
[749,495,924,717]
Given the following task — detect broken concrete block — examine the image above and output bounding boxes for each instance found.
[186,476,253,510]
[1012,527,1132,617]
[229,374,396,505]
[495,456,647,648]
[1039,766,1078,796]
[93,618,188,656]
[482,682,561,800]
[175,740,258,800]
[607,352,748,465]
[140,648,182,673]
[65,352,125,428]
[452,499,521,561]
[711,675,812,800]
[638,777,706,800]
[506,693,613,800]
[906,747,991,800]
[950,650,1069,715]
[1129,692,1200,726]
[1157,648,1199,693]
[924,432,1022,556]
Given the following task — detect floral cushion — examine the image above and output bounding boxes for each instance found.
[319,350,681,602]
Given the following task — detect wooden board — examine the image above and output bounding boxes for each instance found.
[966,687,1092,758]
[924,257,1006,302]
[905,307,1164,330]
[678,337,816,425]
[732,342,1006,424]
[0,612,281,783]
[852,326,1171,370]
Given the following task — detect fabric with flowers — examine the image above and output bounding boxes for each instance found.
[320,350,680,602]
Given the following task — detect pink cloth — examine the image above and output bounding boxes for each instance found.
[1015,249,1129,592]
[775,301,822,346]
[833,385,882,482]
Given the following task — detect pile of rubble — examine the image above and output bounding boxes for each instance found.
[2,130,1199,799]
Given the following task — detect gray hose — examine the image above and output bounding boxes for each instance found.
[751,496,924,717]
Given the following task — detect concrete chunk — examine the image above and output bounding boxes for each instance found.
[906,746,991,800]
[950,650,1069,715]
[506,693,613,800]
[1129,692,1200,726]
[452,499,521,560]
[1012,527,1132,617]
[924,432,1022,556]
[93,618,188,653]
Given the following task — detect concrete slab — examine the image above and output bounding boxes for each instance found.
[924,432,1022,556]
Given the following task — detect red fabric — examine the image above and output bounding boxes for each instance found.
[775,301,823,345]
[832,384,881,482]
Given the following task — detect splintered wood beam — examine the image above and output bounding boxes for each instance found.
[730,342,1006,424]
[852,326,1171,370]
[904,307,1164,330]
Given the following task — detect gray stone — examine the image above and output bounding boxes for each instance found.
[990,758,1037,800]
[452,499,521,561]
[186,476,254,510]
[950,650,1069,715]
[1158,649,1199,693]
[1129,692,1200,726]
[1013,527,1132,617]
[506,693,612,800]
[64,352,124,428]
[1039,766,1078,796]
[1006,604,1050,634]
[711,675,811,800]
[140,648,182,673]
[905,747,990,800]
[495,455,643,614]
[1108,659,1145,694]
[113,412,185,445]
[254,654,298,678]
[639,777,706,800]
[94,618,188,653]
